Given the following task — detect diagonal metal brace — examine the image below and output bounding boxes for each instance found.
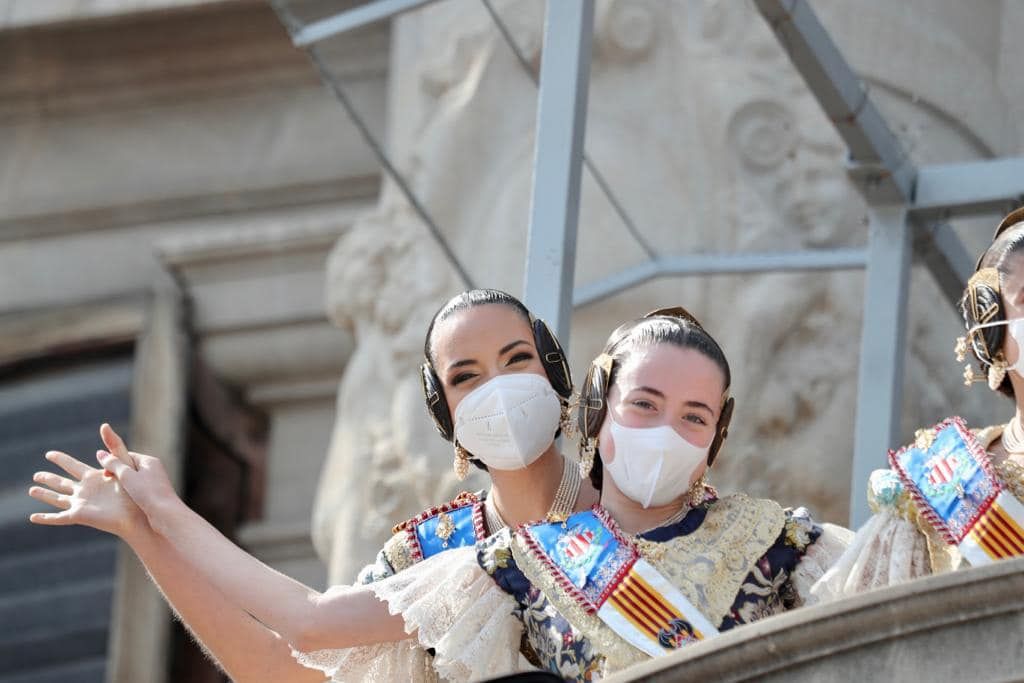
[755,0,916,204]
[292,0,437,47]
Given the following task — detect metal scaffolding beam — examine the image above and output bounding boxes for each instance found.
[913,221,975,306]
[292,0,435,47]
[912,157,1024,219]
[755,0,919,526]
[276,0,1024,531]
[522,0,594,345]
[755,0,914,204]
[850,206,912,525]
[573,248,867,308]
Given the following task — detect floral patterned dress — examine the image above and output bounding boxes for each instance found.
[290,495,848,682]
[479,496,848,681]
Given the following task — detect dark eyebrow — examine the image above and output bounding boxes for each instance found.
[447,358,478,371]
[634,386,666,399]
[499,340,531,356]
[684,400,714,415]
[633,387,714,415]
[447,340,531,372]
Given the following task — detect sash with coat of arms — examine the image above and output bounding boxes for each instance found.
[890,416,1024,565]
[516,506,719,658]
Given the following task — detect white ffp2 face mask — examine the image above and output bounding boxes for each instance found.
[1008,318,1024,374]
[453,373,561,471]
[602,414,710,508]
[968,317,1024,374]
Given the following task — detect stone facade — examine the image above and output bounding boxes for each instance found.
[314,0,1021,582]
[4,0,1024,679]
[1,1,384,679]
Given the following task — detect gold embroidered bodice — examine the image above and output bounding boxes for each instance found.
[508,494,787,672]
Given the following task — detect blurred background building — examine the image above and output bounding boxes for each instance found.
[2,1,1023,681]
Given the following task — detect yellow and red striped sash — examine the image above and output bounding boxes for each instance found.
[960,491,1024,565]
[519,506,718,658]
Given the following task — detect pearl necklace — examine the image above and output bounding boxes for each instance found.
[483,455,581,534]
[1001,416,1024,455]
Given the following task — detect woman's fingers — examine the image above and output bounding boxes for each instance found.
[29,511,72,526]
[28,485,71,510]
[33,471,74,494]
[44,451,91,480]
[97,450,133,479]
[99,423,137,471]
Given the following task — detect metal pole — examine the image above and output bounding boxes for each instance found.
[850,206,912,526]
[522,0,594,345]
[573,248,868,308]
[292,0,436,47]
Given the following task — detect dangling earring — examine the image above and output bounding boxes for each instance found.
[578,436,596,479]
[453,442,470,480]
[988,355,1008,391]
[559,398,578,439]
[685,474,709,508]
[954,336,968,363]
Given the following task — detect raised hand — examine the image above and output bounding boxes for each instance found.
[96,423,181,533]
[29,449,147,541]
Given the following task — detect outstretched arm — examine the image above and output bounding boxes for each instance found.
[95,424,408,652]
[29,449,324,683]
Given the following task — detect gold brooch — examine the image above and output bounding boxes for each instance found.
[436,512,455,548]
[634,538,666,563]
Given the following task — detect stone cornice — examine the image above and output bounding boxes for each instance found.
[0,0,387,121]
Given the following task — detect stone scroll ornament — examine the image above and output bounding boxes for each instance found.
[889,417,1024,565]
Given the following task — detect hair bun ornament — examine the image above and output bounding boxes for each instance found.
[991,205,1024,241]
[962,267,1003,370]
[644,306,705,329]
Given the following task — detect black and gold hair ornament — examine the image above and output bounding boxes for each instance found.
[957,267,1009,390]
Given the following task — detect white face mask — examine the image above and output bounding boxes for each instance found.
[602,414,710,508]
[1008,318,1024,374]
[453,373,561,471]
[968,317,1024,374]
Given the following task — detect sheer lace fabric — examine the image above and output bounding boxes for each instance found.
[790,522,855,605]
[810,511,930,601]
[291,546,527,682]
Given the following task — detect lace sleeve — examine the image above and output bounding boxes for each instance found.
[790,522,854,605]
[370,545,528,682]
[291,547,528,683]
[809,510,931,601]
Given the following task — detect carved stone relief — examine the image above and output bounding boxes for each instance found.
[315,0,1016,581]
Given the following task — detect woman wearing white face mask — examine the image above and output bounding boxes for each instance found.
[28,289,598,683]
[818,208,1024,598]
[468,308,852,680]
[354,289,598,584]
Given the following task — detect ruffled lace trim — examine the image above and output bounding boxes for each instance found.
[810,511,930,601]
[291,547,527,682]
[790,522,853,605]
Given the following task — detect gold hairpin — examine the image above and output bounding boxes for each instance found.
[954,336,968,363]
[963,365,987,386]
[594,353,614,374]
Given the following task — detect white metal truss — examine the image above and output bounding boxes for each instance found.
[274,0,1024,525]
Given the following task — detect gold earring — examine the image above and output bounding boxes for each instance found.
[559,398,578,439]
[954,336,968,363]
[578,436,596,478]
[685,475,709,508]
[453,442,470,480]
[988,356,1008,391]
